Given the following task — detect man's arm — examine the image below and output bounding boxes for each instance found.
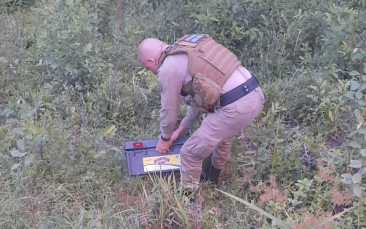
[180,97,201,131]
[168,98,201,143]
[158,64,182,140]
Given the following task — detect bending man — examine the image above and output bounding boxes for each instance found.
[138,34,265,194]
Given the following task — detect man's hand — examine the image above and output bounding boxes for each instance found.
[156,137,172,154]
[156,125,187,154]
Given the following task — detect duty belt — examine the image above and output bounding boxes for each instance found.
[219,74,260,107]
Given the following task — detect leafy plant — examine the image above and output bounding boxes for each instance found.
[1,0,39,12]
[34,0,114,93]
[341,49,366,199]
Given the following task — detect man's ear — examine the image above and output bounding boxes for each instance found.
[147,57,156,66]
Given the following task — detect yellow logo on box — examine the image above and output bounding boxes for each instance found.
[143,154,181,172]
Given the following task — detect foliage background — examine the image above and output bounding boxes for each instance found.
[0,0,365,228]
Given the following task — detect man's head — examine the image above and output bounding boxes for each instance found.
[138,38,166,74]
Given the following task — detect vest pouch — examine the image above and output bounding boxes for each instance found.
[192,73,221,106]
[192,94,211,113]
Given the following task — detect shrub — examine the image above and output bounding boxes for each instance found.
[33,0,115,93]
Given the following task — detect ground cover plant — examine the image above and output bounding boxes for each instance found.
[0,0,365,228]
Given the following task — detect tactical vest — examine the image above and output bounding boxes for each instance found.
[158,34,241,113]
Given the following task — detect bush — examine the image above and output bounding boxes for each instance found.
[33,0,115,93]
[1,0,39,12]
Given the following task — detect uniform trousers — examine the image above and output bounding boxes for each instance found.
[180,87,265,190]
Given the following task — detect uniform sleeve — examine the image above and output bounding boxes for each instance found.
[158,64,182,139]
[180,97,200,129]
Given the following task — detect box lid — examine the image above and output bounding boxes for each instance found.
[124,136,189,151]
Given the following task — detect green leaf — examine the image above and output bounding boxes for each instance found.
[102,124,116,135]
[25,134,32,140]
[25,156,34,166]
[11,163,20,171]
[31,126,42,135]
[350,80,360,91]
[350,160,362,168]
[72,42,81,48]
[354,109,363,123]
[356,91,363,100]
[33,137,42,148]
[328,111,334,122]
[341,173,353,179]
[20,110,33,119]
[308,85,318,91]
[362,168,366,175]
[83,43,93,53]
[174,196,190,228]
[358,100,366,106]
[63,133,71,140]
[348,141,361,149]
[11,150,26,158]
[361,149,366,157]
[352,53,364,61]
[352,173,362,183]
[94,150,106,159]
[13,128,23,135]
[349,70,360,77]
[353,184,362,197]
[17,139,25,151]
[344,91,354,99]
[359,83,366,92]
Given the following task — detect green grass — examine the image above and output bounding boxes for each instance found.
[1,0,365,228]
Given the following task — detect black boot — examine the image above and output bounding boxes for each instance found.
[200,166,209,183]
[200,163,221,184]
[208,165,221,184]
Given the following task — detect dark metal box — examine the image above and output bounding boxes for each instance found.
[124,136,189,176]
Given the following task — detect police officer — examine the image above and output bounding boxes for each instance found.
[138,34,265,195]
